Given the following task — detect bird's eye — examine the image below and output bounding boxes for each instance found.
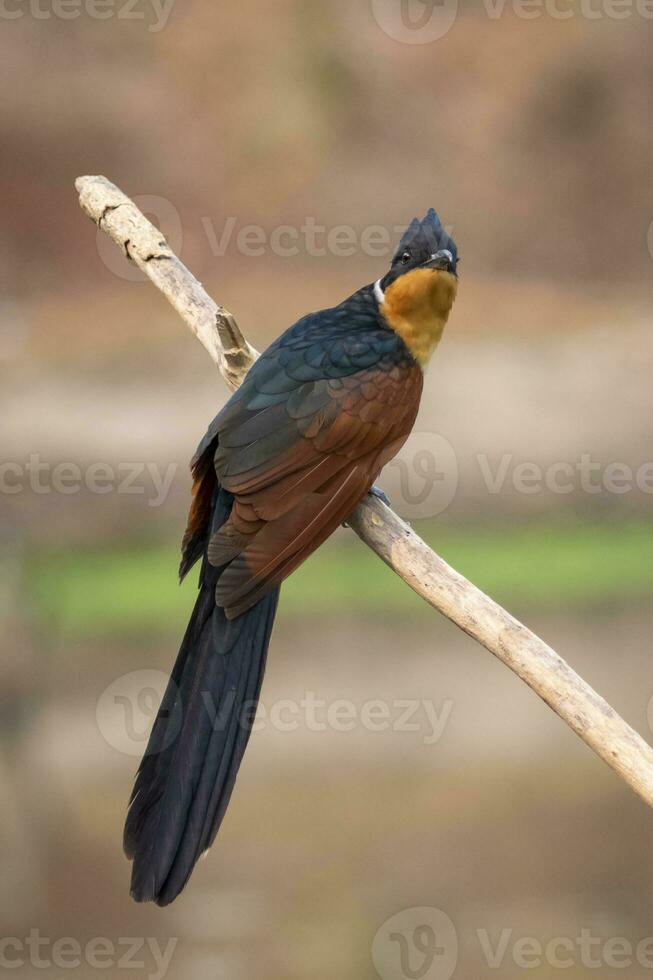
[400,250,411,265]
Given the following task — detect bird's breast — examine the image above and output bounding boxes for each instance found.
[379,268,457,367]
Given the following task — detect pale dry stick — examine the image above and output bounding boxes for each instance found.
[76,174,653,808]
[76,174,256,390]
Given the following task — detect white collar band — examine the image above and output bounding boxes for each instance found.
[373,278,385,305]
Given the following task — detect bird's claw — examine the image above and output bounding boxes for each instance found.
[368,484,390,507]
[342,484,390,527]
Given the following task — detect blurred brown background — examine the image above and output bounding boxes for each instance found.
[2,1,653,978]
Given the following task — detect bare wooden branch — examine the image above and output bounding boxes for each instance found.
[74,175,256,390]
[76,174,653,809]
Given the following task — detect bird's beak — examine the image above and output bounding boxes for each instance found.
[423,249,454,273]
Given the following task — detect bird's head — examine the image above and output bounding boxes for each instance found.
[375,208,458,366]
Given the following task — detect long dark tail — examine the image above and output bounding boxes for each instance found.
[124,494,279,906]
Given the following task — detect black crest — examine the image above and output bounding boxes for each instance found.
[393,208,458,271]
[379,208,458,290]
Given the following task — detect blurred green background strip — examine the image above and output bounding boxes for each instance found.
[26,519,653,640]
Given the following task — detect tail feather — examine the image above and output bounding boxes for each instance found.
[124,488,279,906]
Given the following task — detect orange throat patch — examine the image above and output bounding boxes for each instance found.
[379,267,457,367]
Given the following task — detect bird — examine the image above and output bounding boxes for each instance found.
[123,207,458,905]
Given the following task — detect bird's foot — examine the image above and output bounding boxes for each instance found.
[343,484,390,527]
[368,484,390,507]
